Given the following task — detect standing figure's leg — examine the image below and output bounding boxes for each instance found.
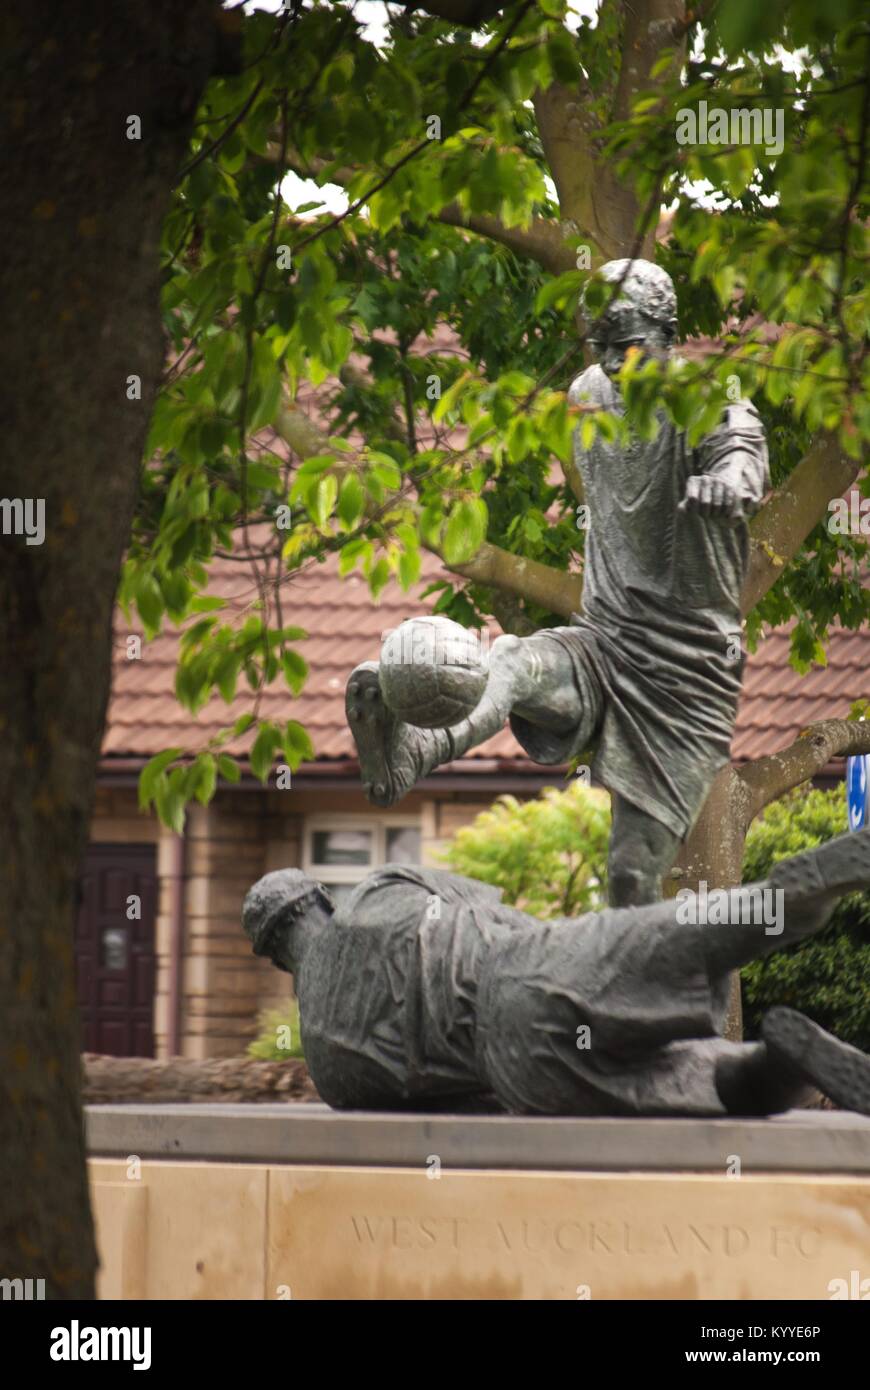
[347,630,589,808]
[607,793,681,906]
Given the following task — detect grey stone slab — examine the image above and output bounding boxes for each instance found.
[86,1103,870,1174]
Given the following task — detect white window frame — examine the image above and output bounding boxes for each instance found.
[303,812,422,888]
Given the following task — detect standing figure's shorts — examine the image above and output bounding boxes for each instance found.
[509,614,740,840]
[508,627,604,767]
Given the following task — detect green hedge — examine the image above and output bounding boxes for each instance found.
[741,787,870,1048]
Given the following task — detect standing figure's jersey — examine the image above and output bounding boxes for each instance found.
[509,366,770,838]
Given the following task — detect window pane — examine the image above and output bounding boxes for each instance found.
[312,830,372,866]
[101,927,127,971]
[386,826,421,864]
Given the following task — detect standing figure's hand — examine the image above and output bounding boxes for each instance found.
[679,475,746,521]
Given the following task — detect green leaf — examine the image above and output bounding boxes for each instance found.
[398,546,421,591]
[245,461,281,491]
[139,748,183,810]
[367,451,402,489]
[283,719,315,771]
[215,651,241,704]
[368,555,391,599]
[250,723,281,782]
[535,270,585,315]
[193,753,217,806]
[507,417,535,463]
[311,474,338,527]
[338,473,365,527]
[715,0,767,54]
[443,498,488,565]
[282,649,309,695]
[156,766,188,834]
[339,537,372,577]
[135,574,164,635]
[217,753,242,784]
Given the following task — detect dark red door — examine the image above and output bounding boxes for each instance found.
[76,844,157,1057]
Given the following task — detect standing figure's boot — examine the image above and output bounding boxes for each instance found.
[346,663,454,807]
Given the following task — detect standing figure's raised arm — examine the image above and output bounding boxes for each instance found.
[681,400,770,522]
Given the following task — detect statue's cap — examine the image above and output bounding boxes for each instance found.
[584,258,677,330]
[242,869,332,956]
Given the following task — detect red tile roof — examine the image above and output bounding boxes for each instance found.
[103,541,869,775]
[104,546,523,764]
[733,625,869,763]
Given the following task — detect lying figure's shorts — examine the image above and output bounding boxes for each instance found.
[475,903,735,1117]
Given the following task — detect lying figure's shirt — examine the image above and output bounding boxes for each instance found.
[296,864,523,1109]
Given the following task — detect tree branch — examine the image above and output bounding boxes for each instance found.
[740,430,861,616]
[268,144,575,275]
[532,82,595,239]
[739,718,870,821]
[486,592,540,635]
[612,0,686,124]
[436,204,576,273]
[445,541,582,615]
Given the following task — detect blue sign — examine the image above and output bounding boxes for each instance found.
[846,754,870,831]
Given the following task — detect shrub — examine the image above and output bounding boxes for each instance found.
[741,787,870,1048]
[442,780,611,918]
[247,1001,305,1061]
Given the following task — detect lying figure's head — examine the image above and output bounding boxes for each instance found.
[583,258,677,381]
[242,869,335,974]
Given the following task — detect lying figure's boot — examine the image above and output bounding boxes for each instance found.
[762,1008,870,1117]
[346,662,453,808]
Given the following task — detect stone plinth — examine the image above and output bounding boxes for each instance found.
[87,1105,870,1301]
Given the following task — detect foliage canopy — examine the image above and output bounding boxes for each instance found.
[124,1,869,827]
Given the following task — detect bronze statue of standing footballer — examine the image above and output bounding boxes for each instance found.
[345,259,769,906]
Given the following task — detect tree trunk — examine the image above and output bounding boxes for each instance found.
[672,766,753,1039]
[0,1,220,1299]
[82,1054,320,1105]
